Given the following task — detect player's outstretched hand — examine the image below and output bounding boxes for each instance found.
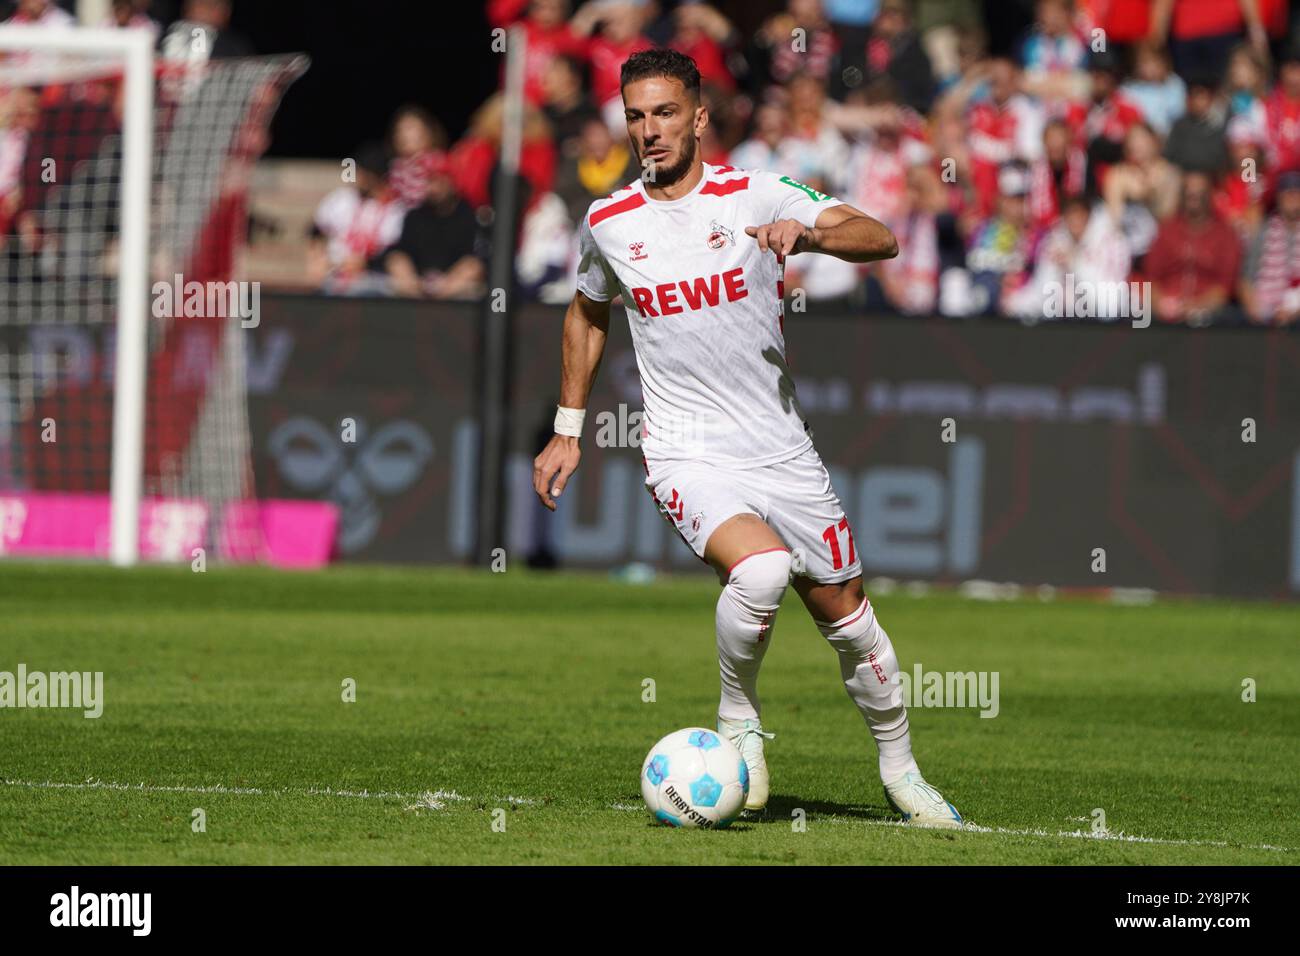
[745,219,816,256]
[533,434,582,511]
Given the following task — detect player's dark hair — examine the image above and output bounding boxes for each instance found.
[620,48,701,100]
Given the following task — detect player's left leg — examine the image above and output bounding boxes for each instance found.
[792,575,915,782]
[791,576,958,828]
[767,449,963,829]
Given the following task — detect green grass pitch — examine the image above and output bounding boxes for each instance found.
[0,562,1296,865]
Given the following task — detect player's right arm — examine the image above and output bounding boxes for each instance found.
[535,209,619,510]
[533,289,611,511]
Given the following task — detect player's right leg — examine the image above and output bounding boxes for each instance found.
[644,457,789,812]
[703,514,791,812]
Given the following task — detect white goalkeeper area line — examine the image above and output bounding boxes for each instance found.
[2,779,1289,852]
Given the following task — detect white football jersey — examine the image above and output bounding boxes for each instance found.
[576,162,844,467]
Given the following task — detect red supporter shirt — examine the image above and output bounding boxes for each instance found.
[671,33,735,93]
[1093,0,1286,41]
[1057,93,1142,189]
[1214,172,1267,225]
[1057,93,1143,148]
[1171,0,1287,38]
[588,34,654,106]
[968,96,1043,215]
[488,0,589,105]
[1089,0,1149,42]
[1265,87,1300,173]
[1143,213,1242,316]
[448,135,556,212]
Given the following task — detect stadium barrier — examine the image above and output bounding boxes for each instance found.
[237,294,1300,599]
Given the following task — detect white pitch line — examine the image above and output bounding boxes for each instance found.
[610,804,1293,853]
[898,819,1290,853]
[4,778,273,797]
[956,816,1289,858]
[4,779,1289,852]
[403,789,469,811]
[1,778,516,808]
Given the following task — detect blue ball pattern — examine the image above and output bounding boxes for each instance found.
[690,773,723,808]
[646,754,669,786]
[689,730,721,750]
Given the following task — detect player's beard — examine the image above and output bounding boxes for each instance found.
[642,134,696,189]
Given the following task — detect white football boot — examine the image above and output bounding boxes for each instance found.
[883,770,963,829]
[717,717,774,811]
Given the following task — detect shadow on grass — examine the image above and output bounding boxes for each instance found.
[756,793,896,823]
[632,793,897,831]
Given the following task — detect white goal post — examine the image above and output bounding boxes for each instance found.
[0,27,306,566]
[0,27,153,566]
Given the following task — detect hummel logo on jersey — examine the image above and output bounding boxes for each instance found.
[706,221,734,249]
[630,267,748,317]
[629,241,648,261]
[665,488,684,522]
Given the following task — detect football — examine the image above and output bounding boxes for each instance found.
[640,728,749,828]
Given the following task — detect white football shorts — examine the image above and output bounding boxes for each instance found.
[643,444,862,584]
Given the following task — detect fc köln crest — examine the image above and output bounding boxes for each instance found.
[706,221,734,249]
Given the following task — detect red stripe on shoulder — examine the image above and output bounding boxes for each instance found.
[589,192,646,228]
[713,165,735,174]
[700,177,749,197]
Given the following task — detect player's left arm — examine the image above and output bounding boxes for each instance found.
[745,203,899,263]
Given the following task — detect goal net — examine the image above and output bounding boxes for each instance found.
[0,28,306,565]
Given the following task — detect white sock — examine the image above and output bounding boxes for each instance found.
[715,549,791,722]
[816,597,919,783]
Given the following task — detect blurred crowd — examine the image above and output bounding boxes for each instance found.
[0,0,256,252]
[319,0,1294,326]
[7,0,1300,325]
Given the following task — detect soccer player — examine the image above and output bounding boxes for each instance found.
[532,49,962,828]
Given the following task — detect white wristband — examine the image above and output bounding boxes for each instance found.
[554,406,586,437]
